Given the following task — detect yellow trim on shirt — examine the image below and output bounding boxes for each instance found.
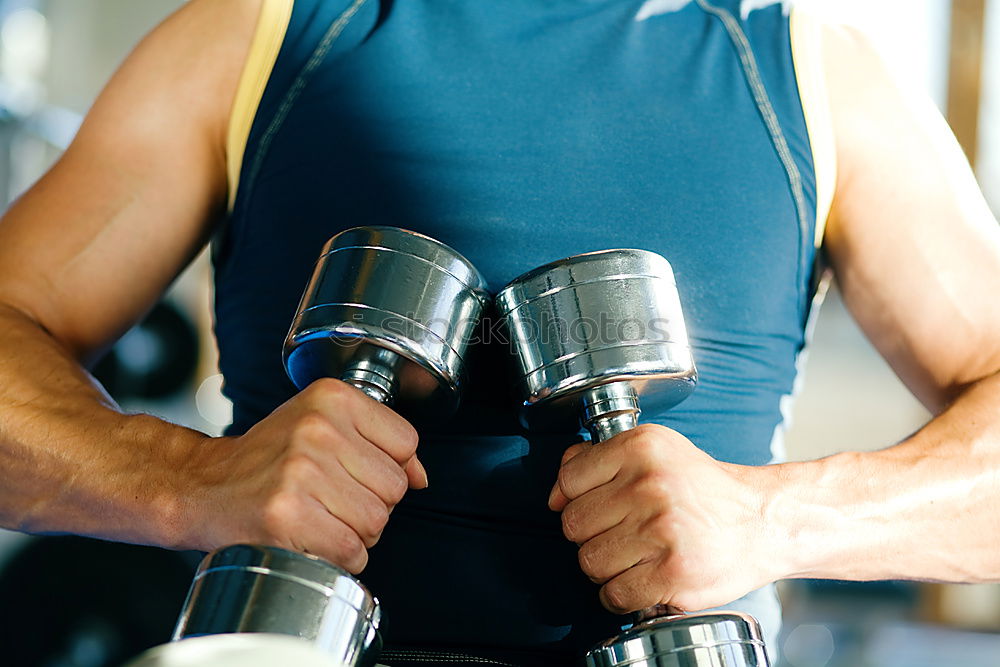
[789,7,837,248]
[226,0,294,210]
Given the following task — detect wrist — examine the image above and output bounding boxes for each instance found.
[730,459,801,585]
[755,460,807,581]
[130,414,219,551]
[757,451,865,582]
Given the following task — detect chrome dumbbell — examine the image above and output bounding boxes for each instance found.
[496,249,769,667]
[170,226,488,667]
[283,226,488,416]
[172,545,382,666]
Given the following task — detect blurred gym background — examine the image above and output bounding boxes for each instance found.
[0,0,996,665]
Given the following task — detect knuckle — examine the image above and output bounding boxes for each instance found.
[602,582,629,613]
[635,471,671,503]
[338,531,368,573]
[561,508,579,542]
[669,550,697,581]
[284,451,316,474]
[358,532,378,550]
[290,412,333,445]
[400,420,419,450]
[261,493,299,537]
[390,420,419,459]
[626,430,667,469]
[349,547,369,574]
[367,413,417,462]
[308,377,349,401]
[352,501,389,548]
[668,590,698,614]
[561,443,585,465]
[578,544,604,582]
[280,453,319,489]
[387,471,408,504]
[557,467,577,499]
[646,514,676,545]
[631,423,663,438]
[366,501,390,534]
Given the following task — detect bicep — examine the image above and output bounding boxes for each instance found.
[822,23,1000,413]
[0,0,260,360]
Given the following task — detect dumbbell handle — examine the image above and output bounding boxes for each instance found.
[339,346,403,405]
[580,382,640,443]
[580,381,686,622]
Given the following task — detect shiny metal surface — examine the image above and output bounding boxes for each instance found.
[285,226,488,417]
[496,249,696,431]
[581,382,641,443]
[585,612,769,667]
[183,229,486,667]
[174,545,382,667]
[499,250,767,666]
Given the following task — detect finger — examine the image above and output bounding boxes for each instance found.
[577,519,648,584]
[339,441,417,501]
[265,493,369,574]
[327,431,412,504]
[557,424,680,505]
[297,498,370,574]
[560,477,632,544]
[307,379,420,466]
[288,415,412,506]
[303,460,392,549]
[600,559,672,615]
[344,387,420,465]
[554,437,627,504]
[549,485,569,512]
[562,442,589,465]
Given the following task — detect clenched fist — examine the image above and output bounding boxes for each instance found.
[178,378,425,573]
[548,424,777,615]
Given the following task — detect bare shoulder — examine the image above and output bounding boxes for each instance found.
[818,20,957,194]
[82,0,266,156]
[0,0,266,359]
[817,19,1000,409]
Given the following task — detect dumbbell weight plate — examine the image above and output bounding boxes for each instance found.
[174,545,382,667]
[586,612,769,667]
[496,249,696,430]
[285,226,488,418]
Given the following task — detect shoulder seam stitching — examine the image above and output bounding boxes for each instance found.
[238,0,370,218]
[226,0,295,211]
[696,0,813,318]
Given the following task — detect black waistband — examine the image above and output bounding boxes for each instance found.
[379,646,577,667]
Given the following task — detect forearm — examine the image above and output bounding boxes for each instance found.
[766,370,1000,584]
[0,304,205,548]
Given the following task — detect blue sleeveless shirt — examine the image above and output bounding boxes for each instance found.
[214,0,828,658]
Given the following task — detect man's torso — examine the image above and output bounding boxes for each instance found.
[214,0,820,658]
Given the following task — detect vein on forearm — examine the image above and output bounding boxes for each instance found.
[0,305,199,546]
[768,370,1000,583]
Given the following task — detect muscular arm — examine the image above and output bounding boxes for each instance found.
[0,0,254,546]
[548,21,1000,614]
[0,1,424,569]
[767,23,1000,584]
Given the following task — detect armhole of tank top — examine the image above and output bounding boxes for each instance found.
[789,7,836,248]
[226,0,294,212]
